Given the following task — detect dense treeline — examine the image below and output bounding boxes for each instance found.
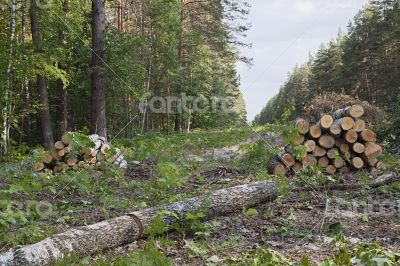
[254,0,400,129]
[0,0,249,156]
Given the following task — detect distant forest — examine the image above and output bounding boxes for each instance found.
[254,0,400,130]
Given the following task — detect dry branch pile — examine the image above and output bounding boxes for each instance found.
[34,133,128,174]
[269,105,388,176]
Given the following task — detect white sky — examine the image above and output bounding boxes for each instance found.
[238,0,370,121]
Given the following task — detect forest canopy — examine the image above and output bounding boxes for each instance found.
[0,0,250,156]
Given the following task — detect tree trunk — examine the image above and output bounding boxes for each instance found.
[57,80,68,137]
[333,105,364,119]
[0,181,278,266]
[90,0,107,138]
[174,0,185,133]
[56,0,69,137]
[21,3,33,146]
[117,0,123,32]
[174,113,181,132]
[1,0,16,156]
[29,1,54,148]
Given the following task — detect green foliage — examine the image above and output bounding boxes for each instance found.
[265,208,308,239]
[233,248,294,266]
[56,240,172,266]
[295,165,340,187]
[239,140,275,173]
[181,212,221,239]
[145,210,178,238]
[244,208,258,218]
[319,235,400,266]
[231,234,399,266]
[69,132,95,151]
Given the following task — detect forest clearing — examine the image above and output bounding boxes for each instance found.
[1,0,400,265]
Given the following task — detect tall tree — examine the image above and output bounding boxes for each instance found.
[90,0,107,138]
[1,0,16,156]
[56,0,70,137]
[29,0,54,148]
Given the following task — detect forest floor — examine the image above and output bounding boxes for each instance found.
[0,127,399,265]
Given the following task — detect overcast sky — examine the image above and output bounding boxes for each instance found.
[238,0,370,121]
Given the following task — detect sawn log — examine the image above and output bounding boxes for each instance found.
[0,181,278,266]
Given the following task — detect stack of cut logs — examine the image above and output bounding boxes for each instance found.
[34,133,128,174]
[269,105,386,176]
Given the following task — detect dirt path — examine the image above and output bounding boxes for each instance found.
[188,133,284,162]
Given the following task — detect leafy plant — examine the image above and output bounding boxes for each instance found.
[319,240,400,266]
[233,248,294,266]
[239,140,275,173]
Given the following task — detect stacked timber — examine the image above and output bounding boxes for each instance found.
[34,133,128,174]
[268,105,387,176]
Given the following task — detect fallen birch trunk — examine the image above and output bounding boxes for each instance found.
[0,181,278,266]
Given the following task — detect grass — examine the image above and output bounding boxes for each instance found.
[116,127,254,161]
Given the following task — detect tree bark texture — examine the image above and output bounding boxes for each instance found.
[90,0,107,138]
[29,1,54,148]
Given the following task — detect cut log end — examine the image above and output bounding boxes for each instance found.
[325,165,337,175]
[340,143,350,154]
[320,115,334,129]
[318,157,329,168]
[353,119,366,132]
[42,152,53,164]
[361,129,377,142]
[268,160,288,176]
[364,142,383,158]
[61,132,72,145]
[327,148,339,159]
[296,119,310,135]
[54,141,65,150]
[305,140,316,152]
[319,135,336,149]
[302,155,317,167]
[34,162,45,172]
[292,162,303,172]
[334,105,364,119]
[334,157,345,169]
[352,157,364,169]
[335,117,355,131]
[279,153,296,167]
[313,145,327,158]
[309,125,322,139]
[345,129,358,144]
[352,143,365,154]
[349,105,365,118]
[67,157,78,167]
[329,124,342,137]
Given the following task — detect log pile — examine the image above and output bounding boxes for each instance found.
[268,105,387,176]
[34,133,128,174]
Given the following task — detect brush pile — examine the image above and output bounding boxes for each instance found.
[268,105,388,176]
[34,133,127,174]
